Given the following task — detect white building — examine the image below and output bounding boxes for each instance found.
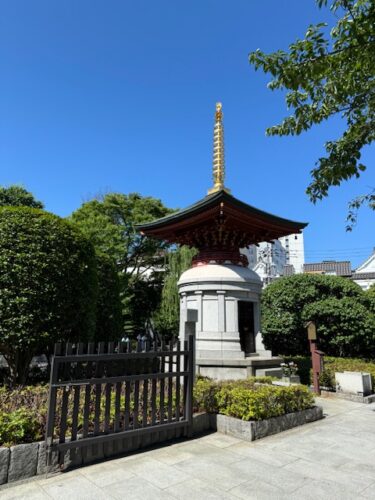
[351,249,375,290]
[279,232,305,274]
[242,233,305,285]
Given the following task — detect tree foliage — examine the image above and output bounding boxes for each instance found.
[94,253,122,342]
[71,193,173,333]
[0,185,44,209]
[0,207,97,384]
[261,274,375,357]
[249,0,375,226]
[154,246,197,339]
[366,282,375,313]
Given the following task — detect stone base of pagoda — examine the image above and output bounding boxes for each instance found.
[178,262,280,380]
[195,356,284,381]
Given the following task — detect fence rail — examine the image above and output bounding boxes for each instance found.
[45,337,194,466]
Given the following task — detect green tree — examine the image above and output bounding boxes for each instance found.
[71,193,173,333]
[249,0,375,227]
[154,246,197,339]
[0,207,97,385]
[261,274,375,357]
[0,185,44,209]
[366,283,375,313]
[94,253,122,342]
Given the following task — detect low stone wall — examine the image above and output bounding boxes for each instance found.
[0,407,322,486]
[211,406,323,441]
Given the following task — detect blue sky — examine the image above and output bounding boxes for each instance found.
[1,0,374,268]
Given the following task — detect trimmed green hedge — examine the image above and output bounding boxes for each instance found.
[285,356,375,389]
[193,377,314,421]
[0,207,98,385]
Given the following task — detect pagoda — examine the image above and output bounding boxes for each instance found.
[138,103,307,379]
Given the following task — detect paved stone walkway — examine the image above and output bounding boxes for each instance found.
[1,396,375,499]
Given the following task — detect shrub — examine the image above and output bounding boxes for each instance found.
[0,207,97,385]
[319,357,375,389]
[193,377,220,413]
[286,356,375,389]
[261,274,375,358]
[216,385,314,421]
[0,409,41,447]
[193,377,314,420]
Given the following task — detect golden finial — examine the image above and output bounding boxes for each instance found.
[207,102,230,195]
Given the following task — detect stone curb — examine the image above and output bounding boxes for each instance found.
[210,406,323,441]
[320,389,375,404]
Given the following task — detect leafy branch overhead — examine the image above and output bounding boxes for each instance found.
[249,0,375,224]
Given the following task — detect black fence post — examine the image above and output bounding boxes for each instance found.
[45,343,62,471]
[186,334,195,438]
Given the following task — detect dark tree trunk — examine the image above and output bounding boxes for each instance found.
[3,350,34,387]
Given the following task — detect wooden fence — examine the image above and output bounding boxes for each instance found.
[45,337,194,467]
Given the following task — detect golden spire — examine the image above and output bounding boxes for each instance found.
[207,102,230,195]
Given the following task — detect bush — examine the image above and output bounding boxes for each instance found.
[0,409,41,447]
[285,356,375,389]
[193,377,314,421]
[320,357,375,389]
[0,207,97,385]
[261,274,375,358]
[217,385,314,421]
[0,385,48,446]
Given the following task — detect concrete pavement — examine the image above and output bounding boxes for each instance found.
[1,396,375,499]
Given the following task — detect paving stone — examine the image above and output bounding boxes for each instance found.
[229,478,289,500]
[79,461,135,487]
[118,456,189,489]
[229,457,306,493]
[360,482,375,499]
[175,441,242,465]
[289,478,368,500]
[174,457,248,491]
[283,458,374,492]
[165,477,238,499]
[105,476,174,500]
[8,443,38,482]
[338,460,375,481]
[39,473,109,499]
[0,447,10,484]
[199,431,243,448]
[226,442,298,467]
[147,447,195,465]
[0,482,51,500]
